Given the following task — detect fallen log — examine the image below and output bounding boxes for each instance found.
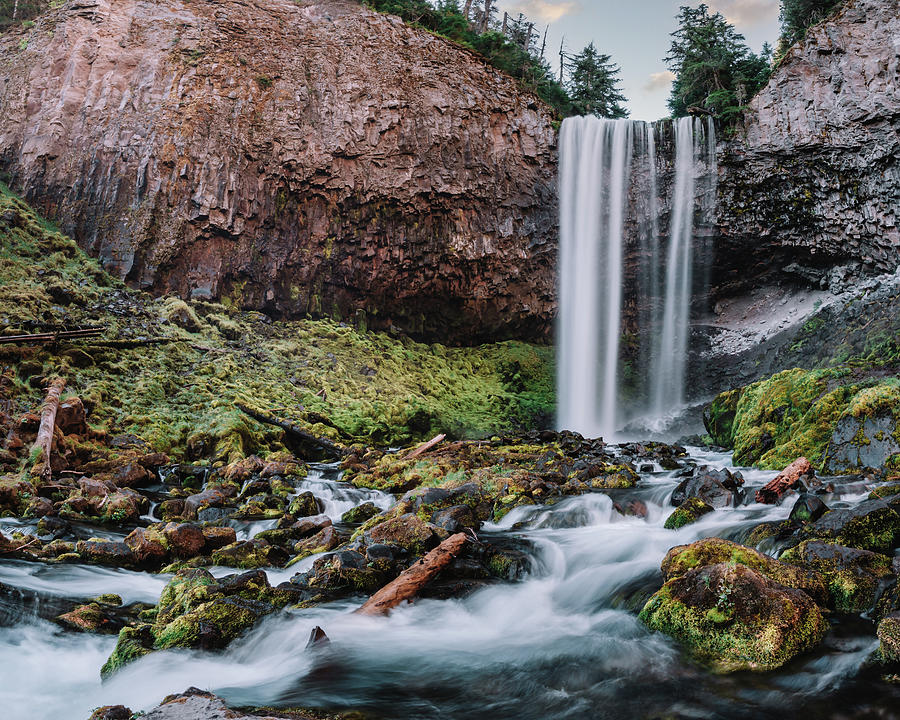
[355,532,469,616]
[235,403,342,457]
[756,457,812,504]
[0,328,104,345]
[31,377,66,482]
[404,433,446,460]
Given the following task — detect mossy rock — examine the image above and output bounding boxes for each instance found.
[365,513,439,555]
[802,499,900,553]
[876,613,900,665]
[662,538,827,604]
[779,540,894,613]
[101,624,154,678]
[341,501,380,524]
[703,388,743,447]
[664,497,714,530]
[640,562,828,673]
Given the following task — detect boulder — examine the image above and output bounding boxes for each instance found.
[779,540,894,613]
[788,493,829,523]
[661,538,827,605]
[876,612,900,665]
[211,539,288,569]
[291,525,341,561]
[75,540,137,568]
[664,497,714,530]
[640,562,827,673]
[124,527,169,567]
[201,525,237,550]
[287,491,324,518]
[55,603,124,634]
[431,505,479,533]
[671,466,744,508]
[803,499,900,553]
[341,501,380,524]
[365,513,440,554]
[164,523,207,558]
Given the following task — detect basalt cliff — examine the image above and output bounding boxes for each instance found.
[0,0,557,343]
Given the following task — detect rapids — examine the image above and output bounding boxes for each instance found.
[0,450,893,720]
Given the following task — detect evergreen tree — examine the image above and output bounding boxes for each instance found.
[778,0,842,50]
[665,4,770,120]
[567,42,628,118]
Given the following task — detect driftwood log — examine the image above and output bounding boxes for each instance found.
[756,457,812,504]
[31,377,66,481]
[355,532,469,616]
[235,402,342,456]
[404,433,446,460]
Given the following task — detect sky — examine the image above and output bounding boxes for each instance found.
[497,0,782,120]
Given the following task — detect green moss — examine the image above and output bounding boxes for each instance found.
[100,625,153,678]
[664,497,714,530]
[709,368,900,470]
[0,185,554,461]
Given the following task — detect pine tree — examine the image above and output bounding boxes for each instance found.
[665,4,770,120]
[567,43,628,119]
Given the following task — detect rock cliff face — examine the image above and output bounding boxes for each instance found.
[0,0,557,343]
[715,0,900,289]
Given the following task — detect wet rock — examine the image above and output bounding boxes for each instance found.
[201,525,237,550]
[157,498,185,521]
[287,491,324,518]
[431,504,479,533]
[825,414,900,473]
[671,466,744,508]
[288,514,333,538]
[877,613,900,665]
[55,602,124,634]
[662,537,828,604]
[164,523,207,558]
[25,496,54,518]
[212,539,287,569]
[340,501,379,524]
[101,624,154,678]
[664,497,714,530]
[222,455,265,483]
[36,515,70,538]
[288,550,385,603]
[88,705,132,720]
[102,462,153,489]
[803,499,900,553]
[291,525,341,562]
[124,527,169,567]
[365,513,440,554]
[183,488,232,519]
[76,539,137,568]
[640,562,828,673]
[56,397,87,435]
[780,540,894,613]
[789,493,829,523]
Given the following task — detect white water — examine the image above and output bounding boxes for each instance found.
[0,450,886,720]
[557,117,635,438]
[650,116,698,415]
[557,116,717,438]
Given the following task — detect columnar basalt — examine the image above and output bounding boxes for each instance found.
[0,0,557,342]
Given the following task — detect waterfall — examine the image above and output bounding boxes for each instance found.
[557,117,634,439]
[557,115,716,439]
[649,116,696,416]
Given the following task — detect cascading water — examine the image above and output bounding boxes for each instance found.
[557,115,716,438]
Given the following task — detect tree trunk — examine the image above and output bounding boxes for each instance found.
[756,457,812,504]
[463,0,474,23]
[235,402,342,457]
[355,533,469,616]
[404,433,446,460]
[501,11,508,35]
[12,0,19,21]
[31,377,66,482]
[480,0,493,33]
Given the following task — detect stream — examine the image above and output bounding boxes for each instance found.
[0,450,896,719]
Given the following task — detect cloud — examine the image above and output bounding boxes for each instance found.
[505,1,580,23]
[643,71,675,93]
[706,0,779,27]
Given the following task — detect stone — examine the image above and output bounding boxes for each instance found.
[640,563,828,673]
[340,502,380,524]
[780,540,894,613]
[804,499,900,553]
[789,493,829,523]
[877,612,900,664]
[287,491,323,518]
[88,706,133,720]
[164,523,207,558]
[431,504,479,533]
[664,497,714,530]
[365,513,439,554]
[124,527,169,567]
[825,414,900,473]
[671,466,744,508]
[75,540,137,568]
[0,0,557,343]
[201,526,237,550]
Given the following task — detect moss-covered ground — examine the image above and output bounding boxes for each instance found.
[0,184,554,463]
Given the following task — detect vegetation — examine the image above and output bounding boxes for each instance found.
[0,183,554,462]
[363,0,629,118]
[665,4,772,122]
[0,0,48,31]
[778,0,844,53]
[567,42,627,118]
